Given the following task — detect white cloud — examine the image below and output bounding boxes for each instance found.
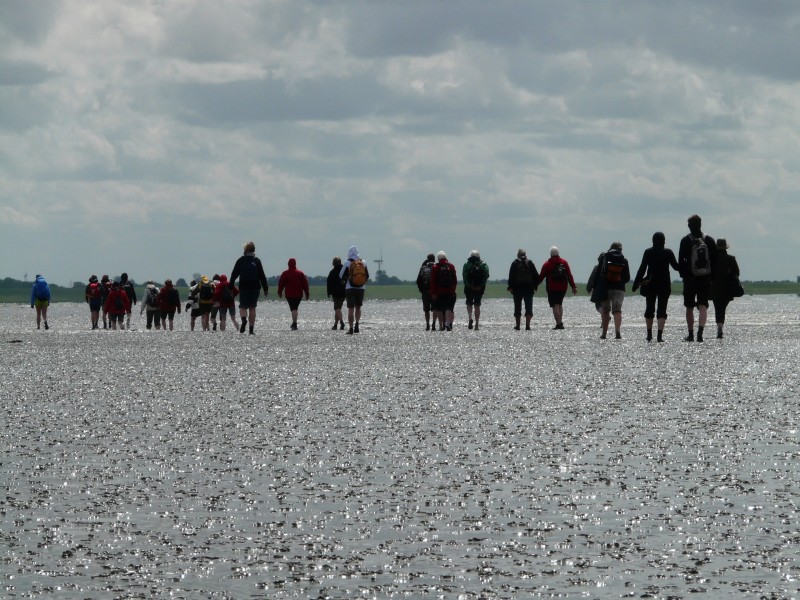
[1,0,799,286]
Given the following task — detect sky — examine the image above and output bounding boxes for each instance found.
[1,0,799,286]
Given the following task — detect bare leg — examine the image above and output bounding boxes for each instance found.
[600,308,610,338]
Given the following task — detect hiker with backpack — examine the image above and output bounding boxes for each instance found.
[119,273,137,330]
[157,278,182,331]
[278,258,310,330]
[631,232,680,342]
[430,250,458,331]
[591,242,630,339]
[104,280,131,330]
[186,280,201,331]
[507,249,539,331]
[339,245,369,334]
[678,214,717,342]
[30,274,51,330]
[462,250,489,331]
[229,241,270,335]
[197,275,215,331]
[327,256,347,330]
[538,246,577,330]
[212,274,238,332]
[100,275,112,329]
[141,281,162,330]
[709,238,741,339]
[85,275,103,330]
[416,253,438,331]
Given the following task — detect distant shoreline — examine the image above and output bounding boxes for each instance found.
[1,281,797,303]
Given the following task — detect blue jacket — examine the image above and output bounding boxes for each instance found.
[31,276,51,305]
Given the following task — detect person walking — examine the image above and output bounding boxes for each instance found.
[141,281,162,330]
[212,274,238,332]
[339,245,369,334]
[326,256,347,330]
[197,275,214,331]
[678,214,716,342]
[100,274,112,329]
[538,246,577,330]
[85,275,103,330]
[30,274,51,330]
[416,253,438,331]
[104,281,131,330]
[430,250,457,331]
[229,241,270,335]
[632,232,680,342]
[119,272,137,330]
[278,258,310,330]
[157,278,182,331]
[462,250,489,330]
[710,238,741,339]
[507,249,539,330]
[593,242,630,339]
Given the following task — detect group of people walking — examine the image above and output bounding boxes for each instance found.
[30,215,741,340]
[585,214,741,341]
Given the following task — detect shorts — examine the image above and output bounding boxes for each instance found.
[160,308,177,321]
[600,290,625,314]
[199,303,212,315]
[286,297,302,311]
[109,313,124,323]
[239,288,260,309]
[218,306,236,320]
[420,291,432,312]
[191,308,202,319]
[34,298,49,309]
[346,288,365,308]
[89,299,102,311]
[331,295,345,310]
[435,292,457,312]
[547,290,566,307]
[683,277,710,308]
[464,288,483,306]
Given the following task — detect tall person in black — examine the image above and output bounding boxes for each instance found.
[632,232,680,342]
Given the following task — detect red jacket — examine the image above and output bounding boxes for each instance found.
[430,259,457,295]
[538,256,577,293]
[212,275,238,309]
[104,289,131,315]
[158,283,182,312]
[278,259,310,300]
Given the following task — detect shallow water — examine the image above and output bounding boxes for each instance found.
[2,296,798,598]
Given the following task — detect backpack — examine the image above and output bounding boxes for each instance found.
[436,263,454,289]
[603,253,625,283]
[240,256,259,286]
[221,285,234,304]
[467,262,487,289]
[514,259,533,285]
[168,288,180,306]
[114,294,124,311]
[88,282,102,300]
[418,262,433,289]
[349,259,368,287]
[34,281,49,301]
[148,287,159,308]
[690,234,712,276]
[551,262,568,283]
[199,282,213,301]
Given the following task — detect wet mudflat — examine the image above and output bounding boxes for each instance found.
[1,296,798,599]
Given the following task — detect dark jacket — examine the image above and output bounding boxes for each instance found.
[710,251,740,301]
[679,230,717,279]
[416,259,434,294]
[327,266,346,298]
[230,252,269,294]
[507,257,539,293]
[633,246,679,294]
